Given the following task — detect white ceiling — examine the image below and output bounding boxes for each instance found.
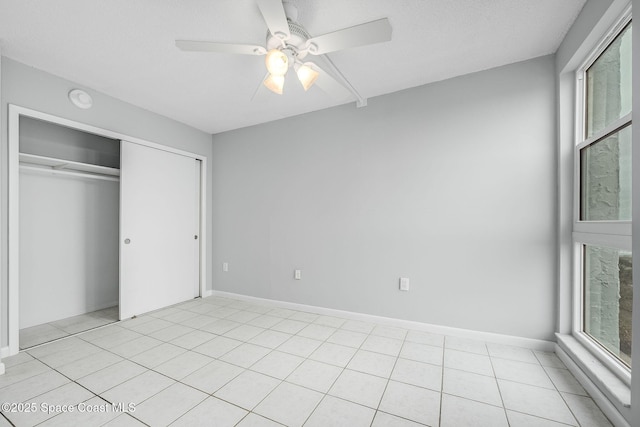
[0,0,586,134]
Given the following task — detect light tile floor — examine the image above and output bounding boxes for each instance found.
[19,307,119,349]
[1,296,613,426]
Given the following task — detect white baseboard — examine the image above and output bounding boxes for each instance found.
[0,346,9,359]
[202,289,213,298]
[211,290,554,351]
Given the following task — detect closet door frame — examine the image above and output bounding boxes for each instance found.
[7,104,208,356]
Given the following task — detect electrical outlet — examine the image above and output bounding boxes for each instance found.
[399,277,410,291]
[294,269,302,280]
[223,262,229,272]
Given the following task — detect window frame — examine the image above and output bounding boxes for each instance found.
[572,10,633,385]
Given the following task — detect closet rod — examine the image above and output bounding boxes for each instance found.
[19,165,120,183]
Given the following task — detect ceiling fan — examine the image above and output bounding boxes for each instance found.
[175,0,392,99]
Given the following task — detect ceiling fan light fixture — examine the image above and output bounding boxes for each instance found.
[175,0,392,102]
[264,74,285,94]
[265,49,289,76]
[295,63,319,91]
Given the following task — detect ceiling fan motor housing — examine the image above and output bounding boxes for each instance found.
[266,19,311,60]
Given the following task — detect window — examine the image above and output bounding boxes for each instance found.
[574,17,632,374]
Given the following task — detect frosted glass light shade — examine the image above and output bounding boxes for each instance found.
[265,49,289,76]
[264,74,285,94]
[295,63,319,91]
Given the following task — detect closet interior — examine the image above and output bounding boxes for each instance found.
[18,116,121,349]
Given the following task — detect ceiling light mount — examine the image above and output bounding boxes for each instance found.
[68,89,93,109]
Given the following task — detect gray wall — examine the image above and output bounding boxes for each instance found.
[211,55,557,341]
[0,57,213,348]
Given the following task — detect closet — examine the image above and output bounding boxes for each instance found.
[16,114,202,350]
[19,117,120,348]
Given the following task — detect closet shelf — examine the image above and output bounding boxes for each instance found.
[19,153,120,177]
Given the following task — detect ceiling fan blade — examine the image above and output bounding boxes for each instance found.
[175,40,266,55]
[256,0,291,40]
[308,63,351,100]
[306,18,392,55]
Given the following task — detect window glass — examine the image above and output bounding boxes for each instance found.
[580,125,632,221]
[577,16,632,374]
[583,245,632,367]
[585,24,632,138]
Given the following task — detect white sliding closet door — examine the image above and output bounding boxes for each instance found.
[120,141,199,319]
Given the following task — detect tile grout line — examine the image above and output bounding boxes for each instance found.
[236,312,371,425]
[20,306,119,350]
[438,336,449,427]
[507,408,579,426]
[220,312,403,424]
[300,318,380,426]
[0,413,14,427]
[46,355,165,426]
[209,308,327,424]
[27,311,219,425]
[2,355,121,426]
[8,309,438,426]
[3,296,608,427]
[554,376,585,426]
[369,328,406,426]
[485,342,510,426]
[16,333,481,424]
[488,345,593,426]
